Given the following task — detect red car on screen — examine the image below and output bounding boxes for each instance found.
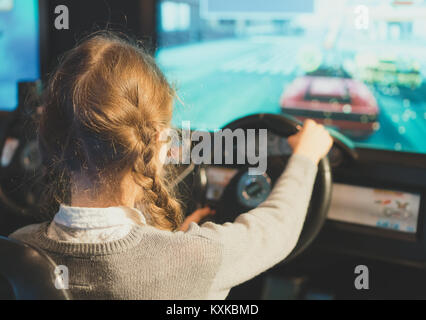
[280,74,379,139]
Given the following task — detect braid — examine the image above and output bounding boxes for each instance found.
[132,123,183,231]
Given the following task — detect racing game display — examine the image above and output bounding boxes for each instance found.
[0,0,40,111]
[156,0,426,154]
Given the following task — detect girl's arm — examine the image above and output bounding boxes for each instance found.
[188,120,332,292]
[194,154,317,291]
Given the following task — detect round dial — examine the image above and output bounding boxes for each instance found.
[236,172,272,208]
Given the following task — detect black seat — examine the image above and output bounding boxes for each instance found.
[0,236,71,300]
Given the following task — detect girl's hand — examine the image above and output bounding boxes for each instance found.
[288,119,333,165]
[180,207,216,232]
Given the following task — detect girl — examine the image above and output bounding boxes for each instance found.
[10,32,333,299]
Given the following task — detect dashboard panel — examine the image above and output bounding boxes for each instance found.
[265,132,293,157]
[201,126,426,266]
[205,166,423,238]
[319,150,426,267]
[205,167,238,202]
[328,183,421,234]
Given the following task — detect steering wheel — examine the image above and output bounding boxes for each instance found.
[208,113,333,262]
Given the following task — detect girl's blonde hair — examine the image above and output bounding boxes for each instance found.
[39,32,183,230]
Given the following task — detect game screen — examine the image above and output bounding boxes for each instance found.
[328,183,421,233]
[156,0,426,154]
[0,0,40,111]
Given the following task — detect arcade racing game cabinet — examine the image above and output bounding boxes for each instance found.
[0,0,425,300]
[156,0,426,299]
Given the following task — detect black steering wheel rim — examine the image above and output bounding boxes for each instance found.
[221,113,333,262]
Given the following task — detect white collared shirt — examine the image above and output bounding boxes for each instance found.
[47,205,147,243]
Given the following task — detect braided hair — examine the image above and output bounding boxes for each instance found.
[39,31,183,230]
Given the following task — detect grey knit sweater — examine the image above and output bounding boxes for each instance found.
[9,154,317,300]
